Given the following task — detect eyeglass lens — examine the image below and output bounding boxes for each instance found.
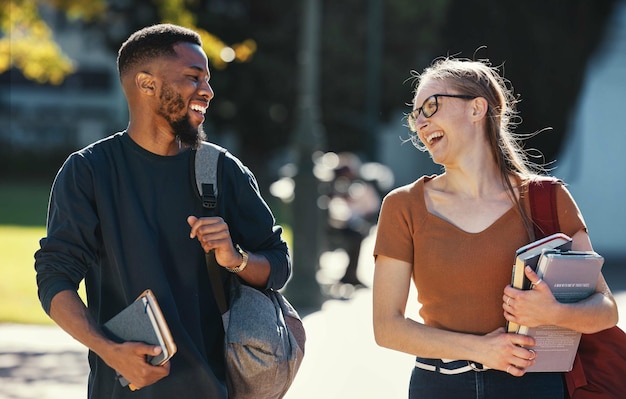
[408,95,438,131]
[408,94,476,131]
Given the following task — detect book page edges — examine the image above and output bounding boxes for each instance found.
[142,290,177,365]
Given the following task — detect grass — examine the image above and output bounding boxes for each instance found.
[0,180,54,324]
[0,225,53,324]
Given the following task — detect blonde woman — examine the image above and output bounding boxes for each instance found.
[372,57,618,399]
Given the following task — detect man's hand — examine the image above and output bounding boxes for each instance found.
[104,341,171,390]
[187,215,242,268]
[49,291,171,390]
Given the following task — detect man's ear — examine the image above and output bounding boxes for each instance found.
[136,72,156,96]
[470,97,489,121]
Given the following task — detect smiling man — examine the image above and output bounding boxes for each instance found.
[34,24,291,399]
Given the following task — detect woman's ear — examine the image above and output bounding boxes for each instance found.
[470,97,489,121]
[136,72,156,96]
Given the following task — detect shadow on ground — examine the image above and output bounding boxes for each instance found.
[0,349,88,399]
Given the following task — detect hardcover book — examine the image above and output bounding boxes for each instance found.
[535,250,603,303]
[102,289,177,386]
[517,250,604,372]
[506,233,572,333]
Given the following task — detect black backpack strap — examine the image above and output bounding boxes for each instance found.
[206,252,229,316]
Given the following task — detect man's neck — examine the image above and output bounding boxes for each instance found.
[126,125,182,156]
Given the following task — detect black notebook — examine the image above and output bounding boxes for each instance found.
[102,289,176,386]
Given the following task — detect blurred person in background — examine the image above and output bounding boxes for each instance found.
[372,56,618,399]
[325,152,381,288]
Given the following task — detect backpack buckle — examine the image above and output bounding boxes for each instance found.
[201,183,217,209]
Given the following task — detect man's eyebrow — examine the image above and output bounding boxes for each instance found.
[186,65,204,72]
[183,65,210,81]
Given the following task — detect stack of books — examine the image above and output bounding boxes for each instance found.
[508,234,603,372]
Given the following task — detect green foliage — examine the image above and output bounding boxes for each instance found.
[1,0,78,84]
[0,0,254,84]
[152,0,257,70]
[45,0,106,20]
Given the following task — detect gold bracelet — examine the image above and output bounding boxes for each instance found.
[227,244,249,273]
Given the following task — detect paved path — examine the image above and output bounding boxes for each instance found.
[0,291,417,399]
[0,323,89,399]
[2,291,625,399]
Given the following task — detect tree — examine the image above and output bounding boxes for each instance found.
[0,0,101,84]
[0,0,255,84]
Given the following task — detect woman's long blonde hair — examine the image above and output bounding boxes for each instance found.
[409,56,546,239]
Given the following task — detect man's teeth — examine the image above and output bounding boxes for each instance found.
[190,105,206,114]
[426,132,443,144]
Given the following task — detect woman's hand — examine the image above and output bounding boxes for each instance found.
[503,266,562,328]
[479,328,537,376]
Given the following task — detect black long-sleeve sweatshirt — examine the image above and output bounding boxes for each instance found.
[35,131,290,399]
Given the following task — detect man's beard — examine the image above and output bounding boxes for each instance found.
[171,117,206,148]
[158,83,207,148]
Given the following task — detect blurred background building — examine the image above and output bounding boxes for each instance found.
[556,0,626,260]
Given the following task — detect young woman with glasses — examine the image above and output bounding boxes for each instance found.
[372,57,618,399]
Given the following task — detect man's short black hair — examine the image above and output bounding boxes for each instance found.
[117,24,202,77]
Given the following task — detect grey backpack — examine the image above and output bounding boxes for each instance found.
[193,142,306,399]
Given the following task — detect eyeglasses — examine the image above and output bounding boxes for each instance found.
[407,94,477,131]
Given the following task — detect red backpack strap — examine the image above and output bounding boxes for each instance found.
[529,177,591,397]
[528,177,560,239]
